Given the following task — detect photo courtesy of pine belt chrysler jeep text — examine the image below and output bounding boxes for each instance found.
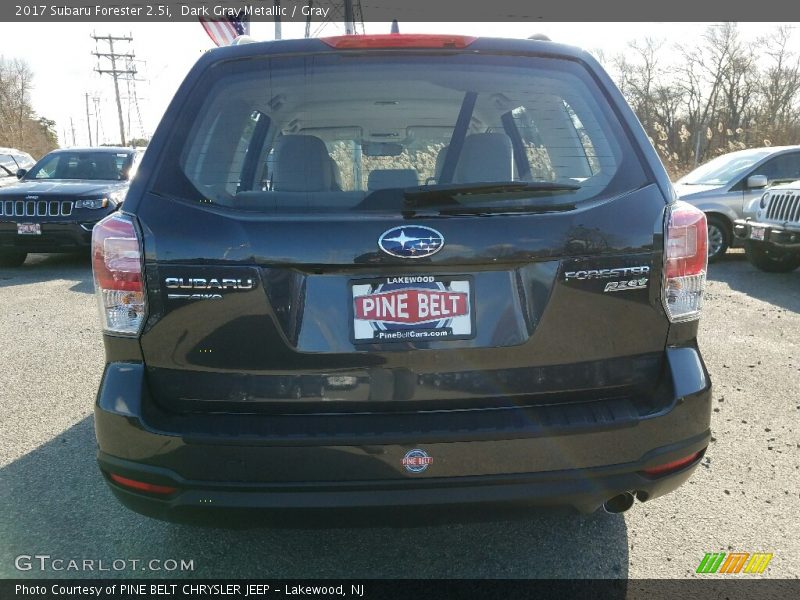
[90,34,712,521]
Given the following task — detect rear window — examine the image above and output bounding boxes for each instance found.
[153,52,647,213]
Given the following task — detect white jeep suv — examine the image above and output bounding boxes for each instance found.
[734,182,800,272]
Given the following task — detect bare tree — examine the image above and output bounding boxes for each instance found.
[757,26,800,144]
[0,57,58,156]
[674,26,737,166]
[616,38,664,133]
[597,23,800,179]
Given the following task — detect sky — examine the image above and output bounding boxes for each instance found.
[0,21,797,148]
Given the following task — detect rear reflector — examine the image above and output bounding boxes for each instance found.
[663,201,707,322]
[109,473,177,495]
[321,34,477,49]
[641,451,703,477]
[92,213,146,335]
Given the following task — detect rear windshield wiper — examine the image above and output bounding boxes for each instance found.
[403,181,580,210]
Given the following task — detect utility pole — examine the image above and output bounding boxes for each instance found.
[84,93,93,146]
[274,1,281,40]
[69,117,77,146]
[92,96,101,145]
[92,33,137,146]
[343,0,354,34]
[303,1,363,40]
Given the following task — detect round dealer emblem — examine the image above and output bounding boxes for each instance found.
[402,448,433,473]
[378,226,444,259]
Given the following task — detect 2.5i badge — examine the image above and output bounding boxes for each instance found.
[351,275,474,343]
[604,278,648,292]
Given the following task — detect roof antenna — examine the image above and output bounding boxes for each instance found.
[390,19,400,34]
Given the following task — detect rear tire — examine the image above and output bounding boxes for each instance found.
[745,240,800,273]
[706,215,730,263]
[0,251,27,267]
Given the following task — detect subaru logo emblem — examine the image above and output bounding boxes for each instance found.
[378,226,444,259]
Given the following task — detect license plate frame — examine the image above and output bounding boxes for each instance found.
[350,275,475,344]
[16,222,41,235]
[750,226,766,241]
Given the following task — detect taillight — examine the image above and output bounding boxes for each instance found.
[108,473,177,496]
[640,450,704,478]
[663,201,707,322]
[321,34,477,49]
[91,213,146,335]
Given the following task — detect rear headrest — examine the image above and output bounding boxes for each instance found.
[367,169,419,190]
[272,135,335,192]
[454,133,513,183]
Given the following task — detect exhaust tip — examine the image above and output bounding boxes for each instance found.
[603,492,635,514]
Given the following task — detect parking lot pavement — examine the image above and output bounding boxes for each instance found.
[1,251,797,579]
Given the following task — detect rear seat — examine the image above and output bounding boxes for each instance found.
[271,134,339,192]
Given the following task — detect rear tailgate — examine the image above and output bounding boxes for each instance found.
[130,40,672,414]
[137,184,668,413]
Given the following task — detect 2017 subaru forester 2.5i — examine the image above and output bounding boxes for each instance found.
[91,34,711,521]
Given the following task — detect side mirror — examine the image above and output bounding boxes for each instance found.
[747,174,768,189]
[16,168,27,180]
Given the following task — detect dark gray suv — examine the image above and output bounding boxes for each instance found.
[91,34,712,521]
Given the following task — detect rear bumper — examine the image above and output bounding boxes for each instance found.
[95,347,712,520]
[734,219,800,248]
[0,220,96,252]
[99,443,706,520]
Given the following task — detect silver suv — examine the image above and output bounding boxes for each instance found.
[0,148,35,188]
[674,146,800,261]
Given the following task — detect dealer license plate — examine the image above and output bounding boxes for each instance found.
[351,275,474,343]
[750,226,765,241]
[17,223,41,235]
